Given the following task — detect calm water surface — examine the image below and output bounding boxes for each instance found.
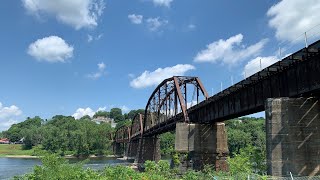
[0,157,130,180]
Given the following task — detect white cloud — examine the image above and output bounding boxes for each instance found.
[87,62,106,79]
[243,56,278,77]
[0,102,23,131]
[152,0,173,7]
[22,0,105,30]
[87,35,93,42]
[128,73,135,78]
[72,106,108,119]
[97,107,107,112]
[72,107,95,119]
[130,64,195,89]
[121,106,130,113]
[146,17,168,31]
[27,36,74,63]
[128,14,143,24]
[194,34,268,65]
[267,0,320,42]
[188,24,196,30]
[87,33,103,42]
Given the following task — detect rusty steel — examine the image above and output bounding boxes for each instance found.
[143,76,209,134]
[114,125,131,143]
[130,113,144,140]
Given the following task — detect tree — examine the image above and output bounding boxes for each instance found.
[110,108,124,122]
[127,109,144,120]
[93,111,110,118]
[160,132,175,155]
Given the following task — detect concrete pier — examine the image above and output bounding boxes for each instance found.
[265,97,320,177]
[137,136,161,163]
[127,139,139,158]
[175,122,229,171]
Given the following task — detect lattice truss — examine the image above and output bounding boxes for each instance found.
[144,76,208,131]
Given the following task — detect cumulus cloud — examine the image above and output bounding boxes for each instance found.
[22,0,105,29]
[267,0,320,42]
[72,107,95,119]
[243,56,278,77]
[130,64,195,89]
[194,34,268,65]
[146,17,168,31]
[0,102,23,131]
[27,36,74,63]
[87,62,107,79]
[152,0,173,7]
[128,14,143,24]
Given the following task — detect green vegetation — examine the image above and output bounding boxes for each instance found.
[0,108,146,157]
[2,115,115,157]
[0,144,34,157]
[226,117,266,174]
[2,109,267,178]
[160,132,175,155]
[15,154,268,180]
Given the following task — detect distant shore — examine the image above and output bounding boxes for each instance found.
[2,154,117,159]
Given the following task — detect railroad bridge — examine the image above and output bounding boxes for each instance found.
[114,40,320,177]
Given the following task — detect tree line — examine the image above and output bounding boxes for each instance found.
[2,108,144,156]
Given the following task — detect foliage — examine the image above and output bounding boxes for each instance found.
[226,117,266,174]
[160,132,175,155]
[127,109,144,120]
[15,154,270,180]
[3,115,114,157]
[93,111,110,118]
[115,119,132,130]
[3,116,43,143]
[110,108,124,122]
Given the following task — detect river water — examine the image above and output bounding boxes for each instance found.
[0,157,130,180]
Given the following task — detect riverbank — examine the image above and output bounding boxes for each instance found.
[0,144,116,158]
[0,144,34,157]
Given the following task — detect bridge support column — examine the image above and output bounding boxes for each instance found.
[128,140,139,158]
[265,97,320,177]
[137,136,161,163]
[175,122,229,171]
[114,142,122,156]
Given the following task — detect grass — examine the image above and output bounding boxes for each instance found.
[0,144,34,157]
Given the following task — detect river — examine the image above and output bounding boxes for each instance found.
[0,157,130,180]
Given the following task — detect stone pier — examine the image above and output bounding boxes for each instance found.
[114,142,122,156]
[175,122,229,171]
[137,136,161,163]
[265,97,320,177]
[127,139,139,158]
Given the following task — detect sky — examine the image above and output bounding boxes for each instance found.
[1,0,320,131]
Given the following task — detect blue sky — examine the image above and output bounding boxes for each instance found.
[1,0,320,131]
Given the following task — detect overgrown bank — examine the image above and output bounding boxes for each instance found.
[14,154,268,180]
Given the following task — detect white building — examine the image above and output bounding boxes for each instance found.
[92,116,117,128]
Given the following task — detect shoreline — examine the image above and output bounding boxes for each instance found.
[2,154,117,159]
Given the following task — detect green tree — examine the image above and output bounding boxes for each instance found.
[93,111,110,118]
[110,108,124,122]
[160,132,175,155]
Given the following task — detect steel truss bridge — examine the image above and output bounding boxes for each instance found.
[114,39,320,145]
